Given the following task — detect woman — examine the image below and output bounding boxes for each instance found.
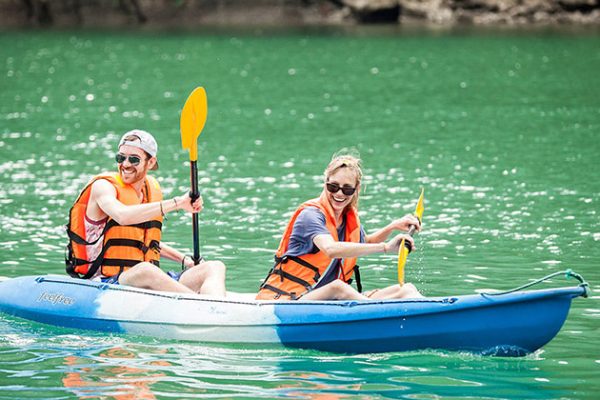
[256,152,422,301]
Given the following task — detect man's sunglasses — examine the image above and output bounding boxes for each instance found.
[115,153,143,166]
[326,182,357,196]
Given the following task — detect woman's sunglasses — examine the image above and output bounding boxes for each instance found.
[115,153,143,166]
[326,182,357,196]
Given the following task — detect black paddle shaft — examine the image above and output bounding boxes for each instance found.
[190,160,201,264]
[403,218,420,252]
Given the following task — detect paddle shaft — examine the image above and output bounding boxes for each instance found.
[190,160,201,264]
[403,223,418,251]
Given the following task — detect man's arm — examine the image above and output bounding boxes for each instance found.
[90,179,201,226]
[160,243,196,268]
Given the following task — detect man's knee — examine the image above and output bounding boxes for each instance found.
[119,262,161,284]
[200,260,226,277]
[182,260,226,283]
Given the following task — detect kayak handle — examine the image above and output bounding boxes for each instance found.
[481,269,589,298]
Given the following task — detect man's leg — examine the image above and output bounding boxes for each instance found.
[118,262,195,293]
[178,260,226,297]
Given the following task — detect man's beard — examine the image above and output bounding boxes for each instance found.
[119,164,146,184]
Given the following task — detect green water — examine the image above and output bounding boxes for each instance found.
[1,28,599,398]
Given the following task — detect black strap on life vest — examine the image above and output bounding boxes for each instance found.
[271,268,312,291]
[65,219,118,247]
[260,283,299,300]
[66,220,162,246]
[353,264,362,293]
[258,255,323,299]
[258,258,364,300]
[275,255,321,282]
[65,219,162,279]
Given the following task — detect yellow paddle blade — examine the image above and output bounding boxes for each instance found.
[415,188,425,221]
[397,239,408,284]
[397,188,426,285]
[180,87,208,162]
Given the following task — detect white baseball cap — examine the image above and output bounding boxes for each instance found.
[118,129,159,170]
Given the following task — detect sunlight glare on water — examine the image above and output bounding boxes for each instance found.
[0,29,599,399]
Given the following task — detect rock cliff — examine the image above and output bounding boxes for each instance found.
[344,0,600,24]
[1,0,598,28]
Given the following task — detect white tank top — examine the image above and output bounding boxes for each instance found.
[84,214,107,276]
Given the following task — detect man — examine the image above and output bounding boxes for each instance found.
[66,129,226,296]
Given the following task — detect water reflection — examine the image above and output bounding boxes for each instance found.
[54,344,565,399]
[62,347,169,399]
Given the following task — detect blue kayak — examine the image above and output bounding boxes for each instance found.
[0,272,588,356]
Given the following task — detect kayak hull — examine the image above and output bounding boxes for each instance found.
[0,275,584,355]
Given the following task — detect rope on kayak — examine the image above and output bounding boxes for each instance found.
[482,269,589,298]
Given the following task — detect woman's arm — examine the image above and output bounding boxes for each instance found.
[365,214,421,244]
[313,232,414,259]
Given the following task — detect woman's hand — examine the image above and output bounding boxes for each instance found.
[175,193,203,214]
[384,233,416,254]
[365,214,421,245]
[388,214,421,233]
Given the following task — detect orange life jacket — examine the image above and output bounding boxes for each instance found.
[65,172,163,279]
[256,192,361,300]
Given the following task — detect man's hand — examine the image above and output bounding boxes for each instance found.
[175,192,203,214]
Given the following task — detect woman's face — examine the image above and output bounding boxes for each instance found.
[324,167,359,214]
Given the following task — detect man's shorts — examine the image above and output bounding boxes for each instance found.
[98,270,183,285]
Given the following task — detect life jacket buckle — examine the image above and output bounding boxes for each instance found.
[149,240,161,252]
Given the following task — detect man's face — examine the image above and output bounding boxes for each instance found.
[116,144,154,185]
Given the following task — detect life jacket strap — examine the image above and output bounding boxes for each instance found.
[102,238,158,254]
[104,238,144,250]
[276,255,321,282]
[67,236,161,280]
[272,268,312,290]
[259,284,298,300]
[65,242,87,278]
[101,259,143,267]
[148,239,161,253]
[131,220,163,230]
[65,219,118,246]
[66,219,160,247]
[353,264,362,293]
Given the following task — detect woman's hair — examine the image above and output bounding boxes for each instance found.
[324,148,363,209]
